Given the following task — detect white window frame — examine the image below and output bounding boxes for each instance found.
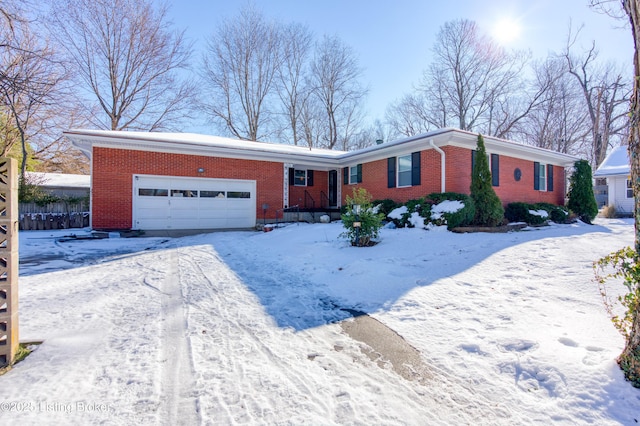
[538,163,547,192]
[349,166,358,184]
[397,155,412,188]
[294,169,307,187]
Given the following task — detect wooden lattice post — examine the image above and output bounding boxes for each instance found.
[0,158,18,367]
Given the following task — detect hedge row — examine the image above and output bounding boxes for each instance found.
[373,194,572,230]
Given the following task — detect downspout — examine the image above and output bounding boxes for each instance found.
[429,139,446,193]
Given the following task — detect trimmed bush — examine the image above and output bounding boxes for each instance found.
[426,192,470,203]
[372,198,400,217]
[427,192,475,229]
[505,202,546,225]
[387,198,428,228]
[505,202,569,225]
[533,202,569,224]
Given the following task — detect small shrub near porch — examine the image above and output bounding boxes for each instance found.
[341,188,384,247]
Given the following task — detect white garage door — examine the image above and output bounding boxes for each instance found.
[132,175,256,230]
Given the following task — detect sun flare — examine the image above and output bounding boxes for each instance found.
[492,18,522,45]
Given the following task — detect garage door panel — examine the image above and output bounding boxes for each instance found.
[200,210,228,219]
[133,175,256,230]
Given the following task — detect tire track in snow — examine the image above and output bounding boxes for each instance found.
[159,247,200,425]
[179,244,337,424]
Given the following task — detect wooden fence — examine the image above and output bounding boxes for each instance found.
[19,201,90,230]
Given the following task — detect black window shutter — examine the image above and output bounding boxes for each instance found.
[343,167,348,185]
[411,152,421,186]
[533,162,540,190]
[307,170,314,186]
[491,154,499,187]
[289,168,295,186]
[547,164,554,192]
[471,150,477,172]
[387,157,396,188]
[357,164,363,183]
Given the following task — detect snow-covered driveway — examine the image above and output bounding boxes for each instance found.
[1,219,639,425]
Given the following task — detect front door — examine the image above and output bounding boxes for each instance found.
[328,170,338,207]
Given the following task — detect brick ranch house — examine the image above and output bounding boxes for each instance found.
[64,128,579,231]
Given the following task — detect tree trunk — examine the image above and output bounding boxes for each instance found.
[620,0,640,386]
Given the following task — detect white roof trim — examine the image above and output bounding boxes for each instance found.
[64,128,579,170]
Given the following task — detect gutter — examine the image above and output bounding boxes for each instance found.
[429,139,446,193]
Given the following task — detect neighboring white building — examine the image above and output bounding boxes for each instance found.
[25,172,90,198]
[594,146,633,215]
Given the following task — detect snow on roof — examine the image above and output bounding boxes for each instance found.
[67,129,347,157]
[26,172,90,188]
[65,128,580,168]
[594,145,630,177]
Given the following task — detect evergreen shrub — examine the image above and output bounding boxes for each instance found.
[341,188,384,246]
[470,134,504,226]
[567,159,598,224]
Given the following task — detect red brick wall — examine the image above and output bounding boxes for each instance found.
[94,145,566,229]
[288,171,329,208]
[343,146,566,206]
[92,147,283,229]
[342,151,442,203]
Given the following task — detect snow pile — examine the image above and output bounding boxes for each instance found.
[430,200,464,220]
[529,209,550,218]
[387,205,407,219]
[2,219,639,424]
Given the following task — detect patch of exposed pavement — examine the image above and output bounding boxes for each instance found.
[339,309,432,384]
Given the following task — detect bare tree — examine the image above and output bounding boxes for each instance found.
[276,22,313,145]
[385,93,437,138]
[389,19,546,139]
[515,57,590,154]
[299,94,323,149]
[586,0,640,388]
[424,19,530,134]
[202,6,282,141]
[0,1,85,177]
[308,35,367,150]
[49,0,195,131]
[620,0,640,389]
[563,26,630,166]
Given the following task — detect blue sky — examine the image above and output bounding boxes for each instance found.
[166,0,633,126]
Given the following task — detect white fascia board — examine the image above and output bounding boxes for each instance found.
[65,128,580,170]
[445,131,579,166]
[64,130,342,171]
[335,129,454,166]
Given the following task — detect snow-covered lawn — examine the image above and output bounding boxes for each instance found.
[1,218,639,425]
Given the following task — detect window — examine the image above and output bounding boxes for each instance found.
[387,152,421,188]
[227,191,251,199]
[171,189,198,197]
[538,163,546,191]
[397,155,412,187]
[294,169,307,186]
[533,162,554,192]
[343,164,362,184]
[350,166,359,184]
[627,179,634,198]
[200,191,225,198]
[471,150,499,186]
[289,169,314,187]
[139,188,168,196]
